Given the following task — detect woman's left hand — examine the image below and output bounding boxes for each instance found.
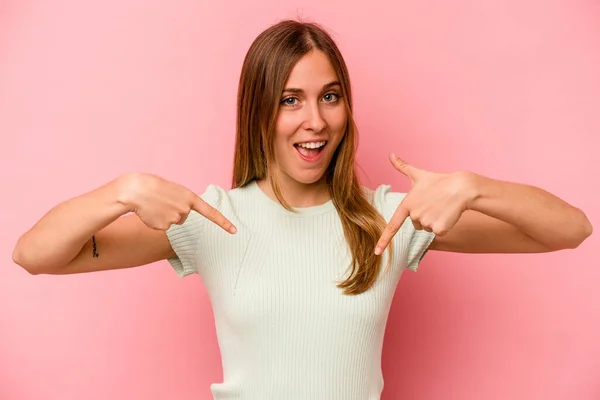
[374,153,478,255]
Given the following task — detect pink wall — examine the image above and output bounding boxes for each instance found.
[2,1,599,399]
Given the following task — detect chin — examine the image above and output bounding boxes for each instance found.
[289,170,327,186]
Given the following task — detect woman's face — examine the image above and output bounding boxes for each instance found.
[272,50,347,186]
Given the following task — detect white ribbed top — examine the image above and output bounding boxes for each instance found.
[166,181,434,400]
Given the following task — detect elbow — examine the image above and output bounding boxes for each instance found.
[584,214,593,239]
[12,247,38,275]
[578,209,593,244]
[545,210,593,251]
[12,240,47,275]
[566,210,593,250]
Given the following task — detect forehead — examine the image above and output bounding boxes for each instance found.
[284,50,339,89]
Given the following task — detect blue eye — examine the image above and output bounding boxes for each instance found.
[323,93,340,103]
[280,93,341,107]
[281,97,298,106]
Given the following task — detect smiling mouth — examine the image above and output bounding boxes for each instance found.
[294,140,327,162]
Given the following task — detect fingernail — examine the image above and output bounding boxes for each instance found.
[391,153,397,159]
[374,246,382,255]
[229,226,237,234]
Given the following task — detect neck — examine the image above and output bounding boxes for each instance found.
[257,173,331,208]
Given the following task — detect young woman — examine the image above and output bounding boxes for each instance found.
[13,19,592,399]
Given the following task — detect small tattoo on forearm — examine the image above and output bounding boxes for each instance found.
[92,235,99,258]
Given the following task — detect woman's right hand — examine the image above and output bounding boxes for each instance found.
[118,172,237,234]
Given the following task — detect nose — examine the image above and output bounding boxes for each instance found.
[303,102,327,133]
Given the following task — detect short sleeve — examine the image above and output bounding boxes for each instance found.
[372,185,436,272]
[165,185,222,278]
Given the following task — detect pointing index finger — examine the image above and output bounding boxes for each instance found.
[375,203,410,255]
[192,196,237,234]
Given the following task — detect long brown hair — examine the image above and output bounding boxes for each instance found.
[232,19,391,295]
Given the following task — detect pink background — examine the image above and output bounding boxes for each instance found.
[2,1,599,399]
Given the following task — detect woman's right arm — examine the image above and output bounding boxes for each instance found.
[12,172,236,275]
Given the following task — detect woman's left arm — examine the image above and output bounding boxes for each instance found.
[430,173,593,253]
[375,154,593,255]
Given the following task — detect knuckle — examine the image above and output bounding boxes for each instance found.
[156,222,170,230]
[431,223,446,236]
[188,194,200,210]
[387,222,400,233]
[437,228,449,237]
[186,191,196,203]
[409,212,421,222]
[168,211,182,224]
[207,206,219,220]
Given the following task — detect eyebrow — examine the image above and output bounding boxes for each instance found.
[282,81,341,94]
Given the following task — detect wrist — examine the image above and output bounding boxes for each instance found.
[111,172,140,213]
[459,171,485,211]
[466,172,504,213]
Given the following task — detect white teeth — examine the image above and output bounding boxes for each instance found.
[297,141,326,149]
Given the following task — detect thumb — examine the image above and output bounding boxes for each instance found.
[389,153,415,179]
